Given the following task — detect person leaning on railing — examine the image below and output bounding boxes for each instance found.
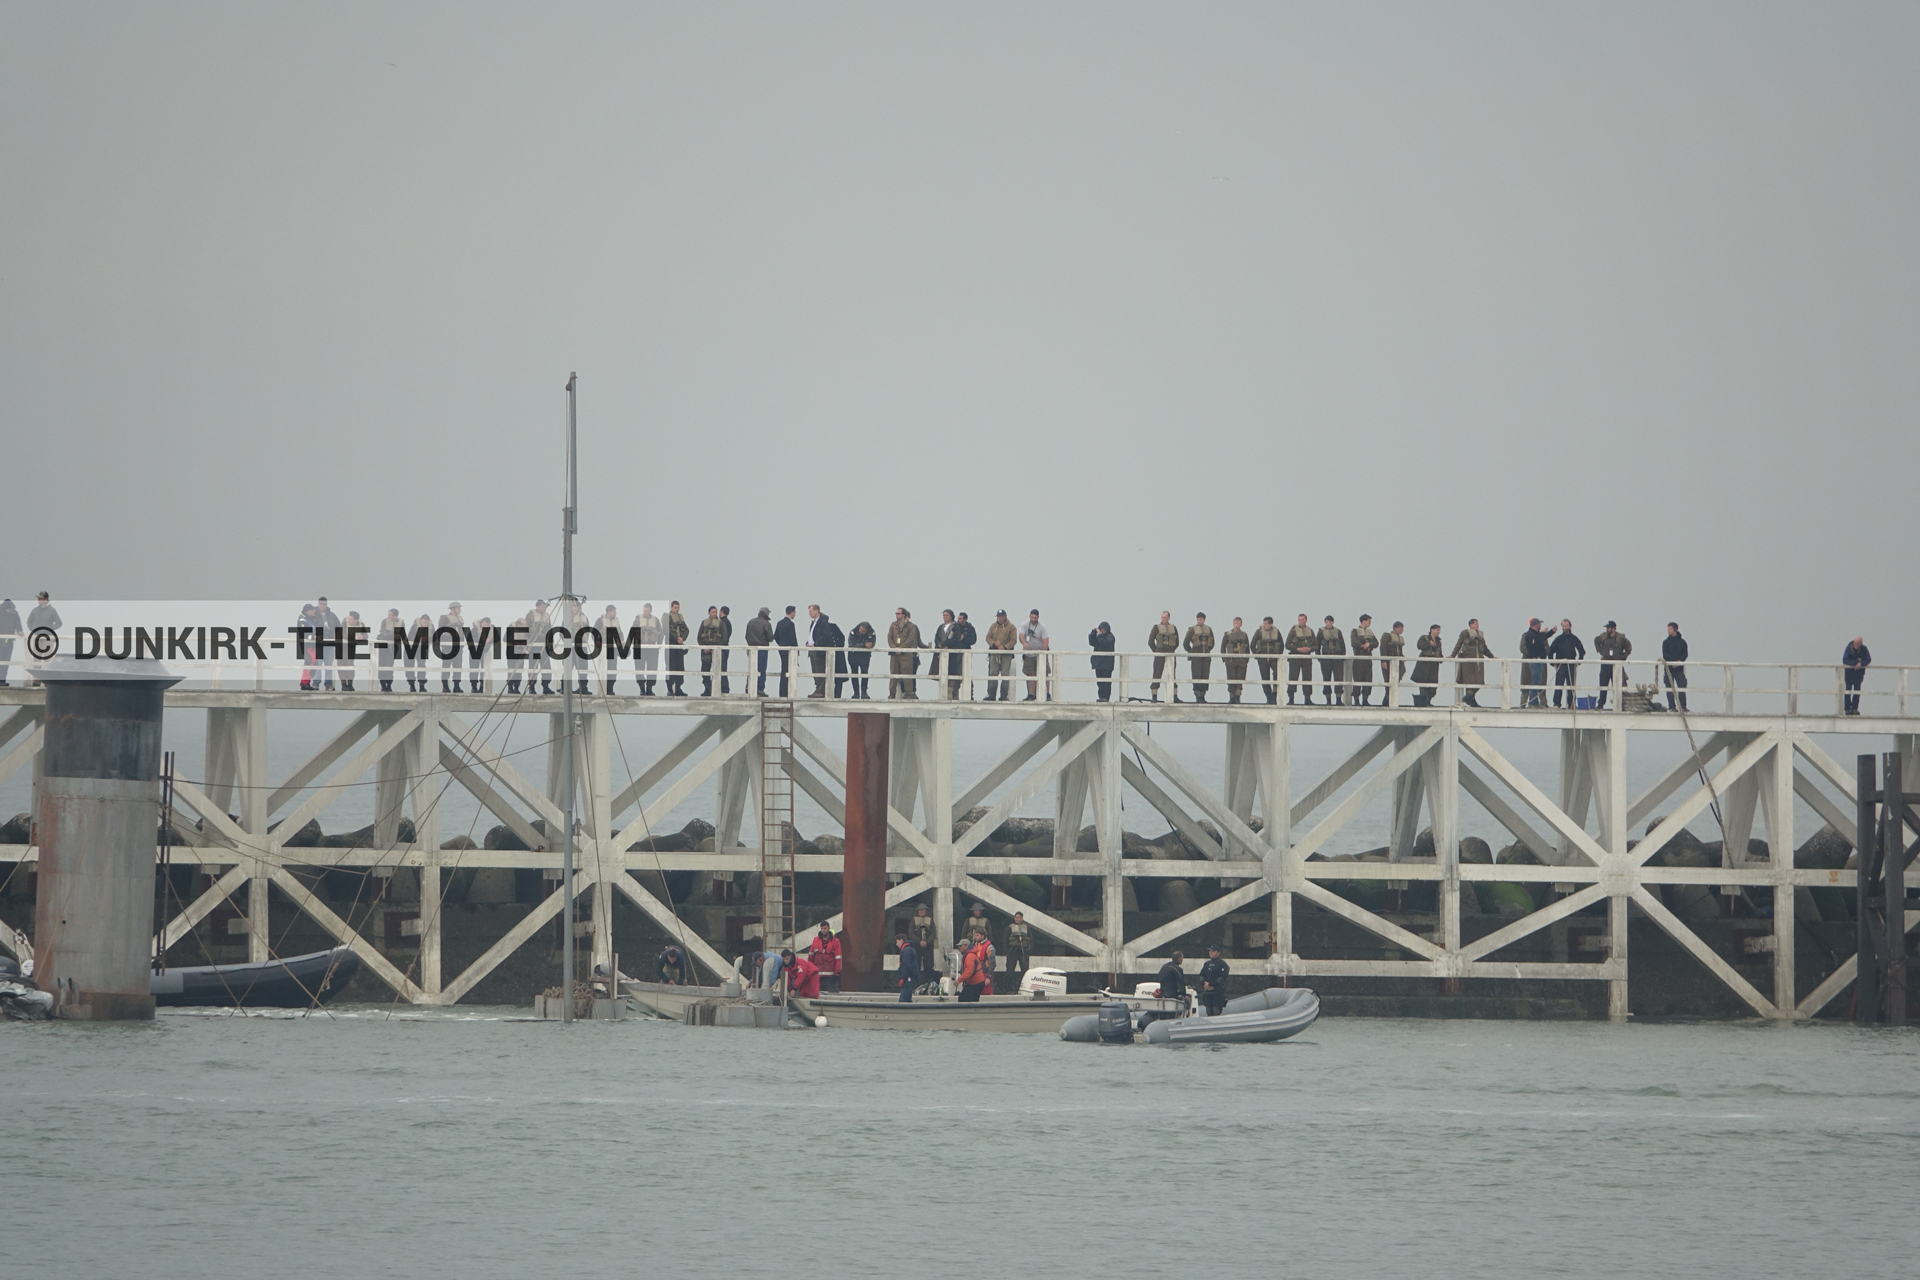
[1842,636,1871,716]
[846,619,876,699]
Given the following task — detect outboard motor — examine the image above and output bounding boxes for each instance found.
[1096,1000,1132,1044]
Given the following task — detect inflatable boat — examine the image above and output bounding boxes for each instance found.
[151,945,361,1008]
[1060,985,1319,1045]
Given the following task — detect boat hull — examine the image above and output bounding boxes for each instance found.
[151,946,361,1008]
[621,979,740,1021]
[795,991,1181,1033]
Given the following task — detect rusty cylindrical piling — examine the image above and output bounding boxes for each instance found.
[841,713,890,992]
[32,656,180,1020]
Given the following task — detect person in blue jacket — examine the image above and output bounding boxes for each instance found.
[1843,637,1872,715]
[895,933,921,1002]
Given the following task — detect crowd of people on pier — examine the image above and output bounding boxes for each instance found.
[0,592,1880,716]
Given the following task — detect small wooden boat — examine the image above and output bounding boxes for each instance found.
[151,946,361,1008]
[620,978,743,1022]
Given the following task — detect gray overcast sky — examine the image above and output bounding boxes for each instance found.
[3,2,1914,662]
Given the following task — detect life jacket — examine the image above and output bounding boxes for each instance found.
[786,956,821,998]
[808,936,842,974]
[960,946,992,990]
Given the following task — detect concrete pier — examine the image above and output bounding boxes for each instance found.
[30,658,178,1020]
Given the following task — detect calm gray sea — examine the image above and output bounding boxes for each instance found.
[6,1010,1916,1279]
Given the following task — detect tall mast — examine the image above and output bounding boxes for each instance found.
[560,373,578,1023]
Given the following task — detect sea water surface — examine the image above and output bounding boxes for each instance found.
[6,1010,1916,1279]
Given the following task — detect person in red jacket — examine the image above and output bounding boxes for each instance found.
[807,925,843,993]
[780,949,822,999]
[957,939,993,1002]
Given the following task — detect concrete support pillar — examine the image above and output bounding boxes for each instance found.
[32,659,179,1020]
[587,708,615,976]
[1259,721,1292,980]
[928,717,954,961]
[238,706,268,963]
[1606,726,1630,1019]
[842,713,889,992]
[410,702,441,998]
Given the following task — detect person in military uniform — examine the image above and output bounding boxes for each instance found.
[1220,617,1251,703]
[1317,615,1348,706]
[1450,619,1494,707]
[1183,613,1215,702]
[964,903,991,948]
[1006,910,1032,976]
[1252,616,1284,704]
[1349,615,1379,706]
[887,607,923,699]
[636,602,663,695]
[1594,620,1631,710]
[1412,624,1444,707]
[984,609,1017,702]
[1381,622,1407,705]
[1148,611,1180,701]
[1286,614,1318,705]
[665,601,691,696]
[1198,942,1230,1017]
[526,600,554,695]
[909,903,938,976]
[697,606,728,697]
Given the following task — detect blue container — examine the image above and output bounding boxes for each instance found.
[1576,696,1595,711]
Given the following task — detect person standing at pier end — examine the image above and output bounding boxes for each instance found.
[805,604,830,698]
[665,602,691,696]
[378,609,400,692]
[636,603,662,696]
[808,925,842,992]
[1661,623,1689,711]
[1550,618,1585,708]
[909,902,937,977]
[847,619,876,699]
[747,607,774,697]
[887,608,923,699]
[1412,625,1444,707]
[1519,618,1553,707]
[1089,621,1117,702]
[1317,616,1348,706]
[437,602,467,693]
[1148,611,1180,701]
[1286,614,1317,705]
[984,610,1017,701]
[1593,621,1630,710]
[896,934,921,1002]
[1451,620,1493,708]
[930,610,957,700]
[1381,622,1407,705]
[1843,637,1871,715]
[1020,609,1051,701]
[0,596,18,686]
[697,607,726,697]
[1349,616,1378,707]
[819,611,848,698]
[1252,616,1284,705]
[1183,613,1215,703]
[1199,943,1230,1017]
[774,606,798,697]
[1220,618,1249,704]
[946,611,975,699]
[527,600,553,695]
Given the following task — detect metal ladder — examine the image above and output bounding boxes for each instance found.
[759,702,795,953]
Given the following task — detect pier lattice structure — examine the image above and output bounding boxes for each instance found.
[1,650,1916,1019]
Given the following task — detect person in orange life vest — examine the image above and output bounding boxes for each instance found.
[957,938,994,1002]
[780,949,822,999]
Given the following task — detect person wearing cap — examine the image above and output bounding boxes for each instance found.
[895,934,921,1002]
[1593,621,1631,710]
[1549,618,1585,708]
[1518,618,1556,708]
[437,601,467,693]
[1349,615,1378,707]
[1317,615,1348,706]
[956,934,993,1002]
[846,618,877,699]
[1661,623,1689,712]
[1450,619,1494,708]
[1198,943,1230,1017]
[1842,636,1871,715]
[1148,610,1180,701]
[963,902,992,949]
[807,924,842,992]
[1088,621,1117,702]
[655,943,687,985]
[984,609,1017,701]
[1183,612,1215,703]
[1020,609,1051,701]
[1219,616,1249,704]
